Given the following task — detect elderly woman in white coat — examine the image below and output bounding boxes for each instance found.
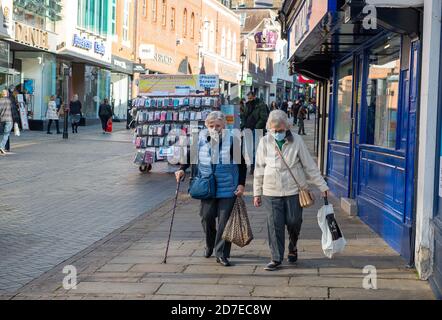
[46,95,61,134]
[254,110,330,271]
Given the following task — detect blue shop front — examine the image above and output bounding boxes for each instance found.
[282,0,423,262]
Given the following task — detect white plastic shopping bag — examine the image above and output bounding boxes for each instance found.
[317,202,346,259]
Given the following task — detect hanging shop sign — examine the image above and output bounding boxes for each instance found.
[139,74,220,96]
[14,21,49,50]
[254,30,278,51]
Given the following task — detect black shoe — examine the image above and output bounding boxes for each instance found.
[264,261,282,271]
[47,132,53,134]
[204,248,213,258]
[57,132,62,135]
[288,251,298,264]
[216,257,231,267]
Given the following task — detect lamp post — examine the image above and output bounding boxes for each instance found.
[240,52,246,99]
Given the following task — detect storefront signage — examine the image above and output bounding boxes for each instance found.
[289,0,333,57]
[254,30,278,51]
[94,42,106,56]
[72,34,106,56]
[293,0,313,47]
[73,34,92,51]
[139,44,155,60]
[198,75,219,89]
[112,56,134,74]
[14,21,49,50]
[154,52,174,65]
[133,63,146,73]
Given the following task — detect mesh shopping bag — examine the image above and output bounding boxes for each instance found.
[222,197,254,248]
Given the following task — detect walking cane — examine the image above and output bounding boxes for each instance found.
[162,177,183,264]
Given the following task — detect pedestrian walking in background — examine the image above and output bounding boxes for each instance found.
[0,89,13,155]
[280,100,289,114]
[46,95,61,135]
[241,91,269,175]
[292,99,301,126]
[270,101,278,111]
[69,94,82,134]
[287,99,293,119]
[253,110,329,271]
[99,98,113,134]
[297,104,307,136]
[175,111,247,267]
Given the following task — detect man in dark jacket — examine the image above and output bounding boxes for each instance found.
[241,91,269,175]
[99,98,113,134]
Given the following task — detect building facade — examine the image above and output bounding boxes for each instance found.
[110,0,137,120]
[280,0,442,299]
[57,0,113,120]
[200,0,242,103]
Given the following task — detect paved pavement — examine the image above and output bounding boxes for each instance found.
[0,117,435,300]
[0,123,177,293]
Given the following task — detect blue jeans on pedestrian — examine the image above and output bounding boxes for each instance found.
[0,121,12,149]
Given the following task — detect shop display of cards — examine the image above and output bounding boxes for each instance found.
[132,96,217,167]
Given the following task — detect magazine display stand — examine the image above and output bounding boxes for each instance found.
[132,74,220,173]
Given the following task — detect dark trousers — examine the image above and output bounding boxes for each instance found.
[298,118,305,135]
[47,120,60,133]
[263,195,303,263]
[100,116,110,131]
[200,197,237,259]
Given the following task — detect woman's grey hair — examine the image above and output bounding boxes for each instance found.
[205,111,226,126]
[266,110,290,130]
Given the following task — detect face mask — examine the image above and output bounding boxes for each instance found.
[208,128,220,140]
[272,131,286,142]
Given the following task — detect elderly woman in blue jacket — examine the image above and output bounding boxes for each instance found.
[175,111,247,267]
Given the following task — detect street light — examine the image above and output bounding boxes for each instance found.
[240,52,246,99]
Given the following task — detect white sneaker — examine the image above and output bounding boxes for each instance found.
[0,148,6,155]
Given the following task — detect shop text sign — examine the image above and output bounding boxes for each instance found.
[15,21,49,50]
[198,75,219,89]
[73,34,106,56]
[139,74,220,96]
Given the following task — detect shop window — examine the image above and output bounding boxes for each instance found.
[334,61,353,142]
[365,35,401,148]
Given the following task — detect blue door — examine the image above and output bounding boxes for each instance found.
[328,35,419,261]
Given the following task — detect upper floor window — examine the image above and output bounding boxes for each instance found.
[171,7,176,30]
[111,0,117,35]
[143,0,148,18]
[190,13,195,39]
[123,0,130,42]
[152,0,157,22]
[183,9,188,37]
[221,27,226,57]
[161,0,167,27]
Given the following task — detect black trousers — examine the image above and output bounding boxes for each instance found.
[100,116,110,131]
[263,195,303,263]
[200,197,237,259]
[47,120,60,133]
[298,118,306,135]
